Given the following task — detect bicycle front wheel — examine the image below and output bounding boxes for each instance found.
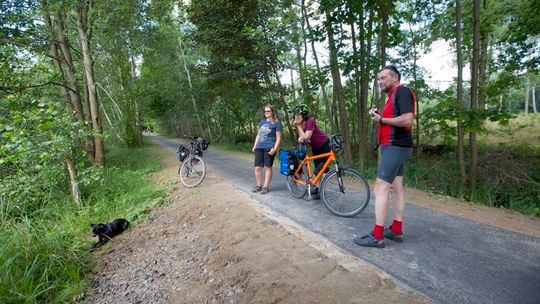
[286,163,308,198]
[320,168,370,217]
[179,156,206,188]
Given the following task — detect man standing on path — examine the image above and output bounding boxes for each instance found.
[354,65,416,248]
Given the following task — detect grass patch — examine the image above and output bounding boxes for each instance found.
[0,144,167,303]
[480,113,540,148]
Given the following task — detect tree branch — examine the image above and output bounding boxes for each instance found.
[0,81,76,94]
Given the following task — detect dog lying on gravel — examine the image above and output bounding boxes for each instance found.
[91,218,130,251]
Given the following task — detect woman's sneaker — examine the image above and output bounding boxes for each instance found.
[384,227,403,243]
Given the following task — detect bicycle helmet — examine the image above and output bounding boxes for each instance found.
[292,104,308,115]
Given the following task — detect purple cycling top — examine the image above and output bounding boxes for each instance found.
[303,117,329,149]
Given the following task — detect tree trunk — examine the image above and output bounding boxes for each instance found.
[525,77,530,113]
[377,0,391,107]
[469,0,481,188]
[456,0,467,180]
[295,43,308,95]
[52,12,86,123]
[303,4,334,133]
[325,9,352,163]
[408,22,421,157]
[533,84,537,113]
[76,1,105,166]
[273,68,295,143]
[290,67,296,101]
[64,157,82,207]
[130,49,143,146]
[348,0,368,162]
[301,0,308,73]
[42,8,74,114]
[177,33,205,137]
[362,9,374,160]
[478,2,489,111]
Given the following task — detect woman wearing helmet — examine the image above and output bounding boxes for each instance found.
[251,104,282,194]
[292,104,331,183]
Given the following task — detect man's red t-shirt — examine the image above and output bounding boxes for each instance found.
[378,84,416,147]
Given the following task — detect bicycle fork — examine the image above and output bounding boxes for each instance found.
[335,162,345,193]
[304,164,315,201]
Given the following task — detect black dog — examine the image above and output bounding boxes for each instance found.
[90,218,129,251]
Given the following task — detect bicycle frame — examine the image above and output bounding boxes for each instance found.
[290,149,337,187]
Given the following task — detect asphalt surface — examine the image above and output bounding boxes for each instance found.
[150,135,540,304]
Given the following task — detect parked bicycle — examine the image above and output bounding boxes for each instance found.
[176,137,210,188]
[282,134,370,217]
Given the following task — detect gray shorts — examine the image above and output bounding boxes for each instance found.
[378,145,413,183]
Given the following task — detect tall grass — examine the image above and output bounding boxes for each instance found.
[0,145,166,303]
[402,147,540,217]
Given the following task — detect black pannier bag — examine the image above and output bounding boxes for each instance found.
[176,145,188,162]
[289,149,305,175]
[200,138,210,151]
[194,137,210,151]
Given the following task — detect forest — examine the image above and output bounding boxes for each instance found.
[0,0,539,302]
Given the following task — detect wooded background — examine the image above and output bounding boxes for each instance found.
[1,0,539,211]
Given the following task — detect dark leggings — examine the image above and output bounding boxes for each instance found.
[312,140,331,174]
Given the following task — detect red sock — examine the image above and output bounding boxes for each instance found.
[373,225,384,240]
[391,220,403,235]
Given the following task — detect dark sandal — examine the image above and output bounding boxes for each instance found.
[251,186,262,193]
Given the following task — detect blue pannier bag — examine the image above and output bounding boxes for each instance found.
[279,150,290,175]
[280,149,305,176]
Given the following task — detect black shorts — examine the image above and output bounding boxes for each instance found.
[254,148,275,167]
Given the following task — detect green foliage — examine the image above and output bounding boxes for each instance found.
[0,88,84,217]
[0,145,165,303]
[419,86,514,145]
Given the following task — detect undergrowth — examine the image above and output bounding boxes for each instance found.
[0,144,166,303]
[402,146,540,217]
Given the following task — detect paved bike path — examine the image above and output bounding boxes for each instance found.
[151,136,540,304]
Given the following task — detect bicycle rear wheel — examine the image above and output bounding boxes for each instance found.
[286,163,308,198]
[320,168,370,217]
[179,156,206,188]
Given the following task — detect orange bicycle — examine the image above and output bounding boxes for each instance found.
[285,135,370,217]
